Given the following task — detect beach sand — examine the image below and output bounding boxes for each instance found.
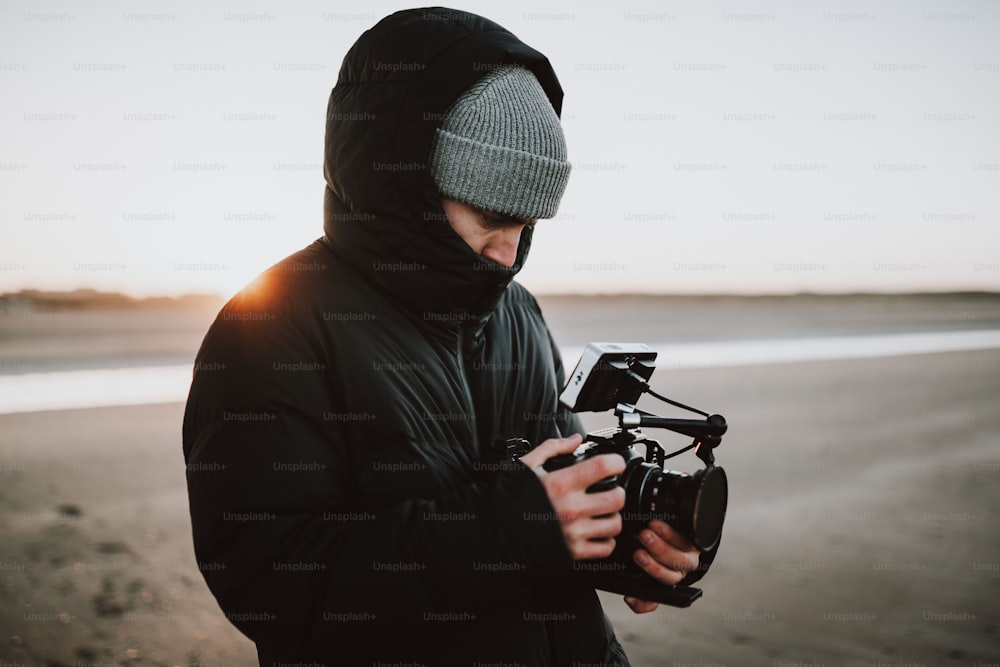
[0,402,256,665]
[1,295,999,665]
[595,348,1000,666]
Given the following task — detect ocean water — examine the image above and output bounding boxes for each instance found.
[2,329,999,415]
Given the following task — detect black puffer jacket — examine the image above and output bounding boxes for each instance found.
[183,8,629,665]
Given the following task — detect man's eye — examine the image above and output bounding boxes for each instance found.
[482,212,533,229]
[482,214,510,228]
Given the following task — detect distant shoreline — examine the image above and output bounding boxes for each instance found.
[2,288,998,313]
[0,289,224,313]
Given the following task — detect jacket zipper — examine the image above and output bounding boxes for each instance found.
[455,323,479,451]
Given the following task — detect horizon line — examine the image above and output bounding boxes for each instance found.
[2,286,1000,302]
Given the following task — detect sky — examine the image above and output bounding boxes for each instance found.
[1,0,998,297]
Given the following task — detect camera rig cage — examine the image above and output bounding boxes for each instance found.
[558,343,729,607]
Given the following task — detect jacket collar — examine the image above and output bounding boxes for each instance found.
[323,187,532,337]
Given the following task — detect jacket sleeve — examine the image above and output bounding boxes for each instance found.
[182,297,574,649]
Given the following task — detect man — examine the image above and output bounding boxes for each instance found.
[183,8,698,665]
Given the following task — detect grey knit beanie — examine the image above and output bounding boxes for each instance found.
[430,66,571,220]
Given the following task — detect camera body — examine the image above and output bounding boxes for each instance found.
[546,343,729,607]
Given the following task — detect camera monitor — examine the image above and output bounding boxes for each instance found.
[559,343,657,413]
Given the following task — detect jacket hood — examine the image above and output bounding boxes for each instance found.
[322,7,566,332]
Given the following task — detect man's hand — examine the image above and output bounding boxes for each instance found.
[624,519,701,614]
[519,434,626,561]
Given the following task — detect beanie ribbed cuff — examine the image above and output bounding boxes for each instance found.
[432,129,571,220]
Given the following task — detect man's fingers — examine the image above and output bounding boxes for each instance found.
[624,596,659,614]
[565,513,622,542]
[543,432,584,455]
[638,528,700,574]
[648,520,697,553]
[633,548,687,587]
[566,453,625,486]
[633,522,701,586]
[577,485,625,517]
[519,433,582,469]
[519,435,632,562]
[570,536,616,560]
[541,457,625,508]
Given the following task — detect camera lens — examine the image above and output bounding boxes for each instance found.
[690,466,727,551]
[639,465,728,552]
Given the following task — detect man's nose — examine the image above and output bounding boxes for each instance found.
[482,227,522,267]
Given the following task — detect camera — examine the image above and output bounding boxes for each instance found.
[544,343,729,607]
